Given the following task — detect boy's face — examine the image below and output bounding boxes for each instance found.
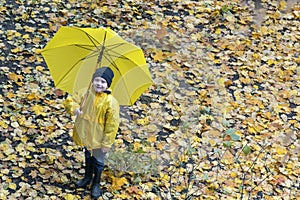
[93,77,108,93]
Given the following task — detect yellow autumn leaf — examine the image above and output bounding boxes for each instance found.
[209,139,217,147]
[145,10,154,15]
[115,193,129,199]
[11,47,23,53]
[153,51,164,61]
[0,142,10,152]
[215,28,221,34]
[147,135,157,143]
[179,154,188,162]
[217,77,225,87]
[260,26,269,35]
[35,65,44,71]
[137,117,149,125]
[18,161,26,168]
[35,49,42,54]
[155,142,164,151]
[223,151,234,164]
[252,53,260,59]
[8,73,23,82]
[60,175,68,183]
[32,105,46,116]
[293,10,300,18]
[14,31,21,37]
[24,120,37,128]
[276,146,287,155]
[8,183,17,190]
[202,163,211,170]
[213,59,221,64]
[22,34,30,39]
[267,59,278,66]
[22,67,32,74]
[64,194,75,200]
[111,177,129,190]
[39,168,46,174]
[248,127,257,134]
[279,0,286,10]
[0,121,8,129]
[133,142,141,151]
[160,173,169,184]
[186,91,197,96]
[27,93,39,100]
[174,185,186,192]
[230,172,238,178]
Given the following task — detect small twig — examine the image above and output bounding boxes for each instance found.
[184,165,194,200]
[238,142,272,199]
[288,182,293,200]
[247,170,274,200]
[168,167,173,199]
[215,148,228,182]
[246,142,271,173]
[240,173,247,200]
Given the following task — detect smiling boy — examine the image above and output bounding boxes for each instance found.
[64,67,120,199]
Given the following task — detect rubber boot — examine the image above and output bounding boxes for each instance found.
[91,158,104,199]
[75,150,93,188]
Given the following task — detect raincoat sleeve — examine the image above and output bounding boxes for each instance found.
[101,96,120,148]
[63,91,83,115]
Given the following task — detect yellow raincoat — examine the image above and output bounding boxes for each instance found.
[63,88,120,150]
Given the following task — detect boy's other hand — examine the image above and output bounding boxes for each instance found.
[74,108,82,116]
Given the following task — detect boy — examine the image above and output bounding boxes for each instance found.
[63,67,120,199]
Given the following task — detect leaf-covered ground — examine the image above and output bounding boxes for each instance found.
[0,0,300,199]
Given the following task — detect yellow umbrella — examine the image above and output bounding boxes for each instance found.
[41,26,153,105]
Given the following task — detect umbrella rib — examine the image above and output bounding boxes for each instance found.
[41,44,96,52]
[86,34,101,50]
[102,53,121,72]
[105,43,141,62]
[85,49,102,60]
[55,54,98,86]
[105,51,130,61]
[105,43,128,49]
[75,28,104,50]
[69,42,138,63]
[102,53,134,105]
[104,43,133,60]
[105,48,141,64]
[105,43,135,55]
[70,27,109,51]
[74,44,98,51]
[103,45,132,64]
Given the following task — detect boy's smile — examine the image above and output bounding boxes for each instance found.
[93,77,108,93]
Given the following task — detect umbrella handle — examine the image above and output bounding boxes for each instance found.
[79,32,106,110]
[80,90,89,110]
[79,47,104,110]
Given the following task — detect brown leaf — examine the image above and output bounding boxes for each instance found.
[126,186,142,194]
[156,25,167,40]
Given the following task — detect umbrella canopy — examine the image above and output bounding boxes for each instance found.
[41,26,153,105]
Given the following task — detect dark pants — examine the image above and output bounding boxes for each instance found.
[85,148,106,171]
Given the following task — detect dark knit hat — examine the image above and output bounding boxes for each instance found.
[92,67,114,87]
